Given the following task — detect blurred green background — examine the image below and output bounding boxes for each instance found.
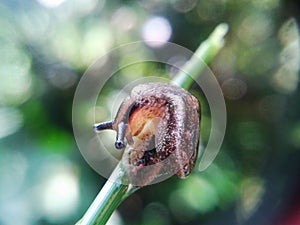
[0,0,299,225]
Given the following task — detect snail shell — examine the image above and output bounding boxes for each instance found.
[94,82,200,186]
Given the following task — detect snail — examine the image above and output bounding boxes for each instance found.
[94,82,200,186]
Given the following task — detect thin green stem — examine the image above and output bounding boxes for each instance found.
[76,163,139,225]
[171,23,229,89]
[76,23,228,225]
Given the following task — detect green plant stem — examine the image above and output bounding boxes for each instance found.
[76,163,139,225]
[171,23,228,89]
[76,23,228,225]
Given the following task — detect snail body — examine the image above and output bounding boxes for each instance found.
[94,82,200,186]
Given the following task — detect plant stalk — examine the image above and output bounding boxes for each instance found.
[76,163,139,225]
[76,22,228,225]
[171,23,228,89]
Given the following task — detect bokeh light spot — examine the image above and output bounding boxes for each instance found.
[138,0,168,12]
[278,18,299,46]
[111,7,137,32]
[46,65,77,90]
[272,18,299,94]
[252,0,280,10]
[0,42,32,105]
[271,66,299,94]
[51,25,82,66]
[0,151,28,198]
[19,8,51,43]
[142,16,172,47]
[221,78,247,100]
[0,107,23,139]
[169,176,218,222]
[171,0,197,13]
[238,177,265,220]
[36,0,66,8]
[81,25,113,66]
[237,13,274,46]
[40,163,79,223]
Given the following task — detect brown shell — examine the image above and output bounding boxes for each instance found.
[111,82,200,186]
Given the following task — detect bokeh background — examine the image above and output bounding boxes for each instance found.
[0,0,299,225]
